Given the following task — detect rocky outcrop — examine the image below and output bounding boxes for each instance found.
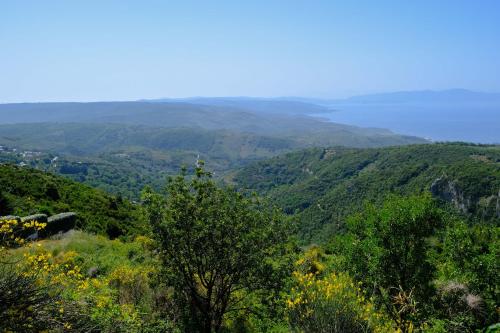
[43,212,77,236]
[431,176,500,220]
[0,215,21,222]
[21,214,48,223]
[430,176,471,214]
[1,212,77,239]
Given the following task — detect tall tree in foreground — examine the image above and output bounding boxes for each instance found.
[143,165,294,333]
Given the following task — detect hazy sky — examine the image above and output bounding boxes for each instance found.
[1,0,499,102]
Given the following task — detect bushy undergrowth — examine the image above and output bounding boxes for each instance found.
[286,271,393,333]
[1,165,498,332]
[1,224,176,332]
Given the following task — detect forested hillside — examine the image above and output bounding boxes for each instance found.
[0,122,425,198]
[0,101,426,146]
[0,164,142,237]
[235,143,500,242]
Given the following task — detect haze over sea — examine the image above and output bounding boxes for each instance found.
[314,97,500,144]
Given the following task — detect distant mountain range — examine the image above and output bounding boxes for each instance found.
[141,97,329,115]
[277,89,500,144]
[1,89,498,144]
[272,89,500,106]
[327,89,500,105]
[0,99,425,146]
[143,89,500,106]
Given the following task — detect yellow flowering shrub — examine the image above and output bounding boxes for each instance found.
[1,222,167,332]
[294,245,326,275]
[21,246,146,331]
[0,219,97,331]
[286,271,394,333]
[22,247,84,287]
[0,218,46,249]
[134,234,155,250]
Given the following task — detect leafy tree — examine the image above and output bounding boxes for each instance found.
[143,165,294,333]
[341,194,445,330]
[0,191,12,216]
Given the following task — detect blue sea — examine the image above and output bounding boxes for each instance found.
[315,103,500,144]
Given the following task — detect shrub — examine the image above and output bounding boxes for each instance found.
[286,271,393,333]
[342,194,445,330]
[0,218,97,332]
[437,221,499,326]
[0,263,96,332]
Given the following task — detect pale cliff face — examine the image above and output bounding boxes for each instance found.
[431,176,500,219]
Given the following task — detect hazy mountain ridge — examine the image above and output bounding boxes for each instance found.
[336,89,500,104]
[142,97,330,115]
[299,89,500,144]
[280,89,500,106]
[0,100,426,145]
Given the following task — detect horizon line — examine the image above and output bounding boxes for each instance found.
[1,88,500,104]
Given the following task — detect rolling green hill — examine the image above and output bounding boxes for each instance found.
[0,123,303,198]
[0,122,426,198]
[0,101,426,147]
[234,143,500,243]
[0,164,143,237]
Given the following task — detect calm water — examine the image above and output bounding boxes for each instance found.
[316,103,500,144]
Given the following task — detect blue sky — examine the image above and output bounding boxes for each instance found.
[1,0,499,102]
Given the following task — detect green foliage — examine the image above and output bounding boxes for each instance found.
[0,190,12,215]
[144,165,295,333]
[1,123,498,332]
[339,194,444,329]
[0,120,425,199]
[439,222,499,298]
[344,194,443,298]
[0,216,98,332]
[0,264,97,332]
[286,271,393,333]
[235,143,500,243]
[325,194,499,332]
[2,231,176,332]
[0,164,144,238]
[434,221,499,327]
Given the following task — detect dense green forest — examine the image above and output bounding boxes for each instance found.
[0,124,302,198]
[0,164,143,237]
[235,143,500,242]
[0,122,425,198]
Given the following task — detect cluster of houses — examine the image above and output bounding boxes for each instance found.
[0,144,58,168]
